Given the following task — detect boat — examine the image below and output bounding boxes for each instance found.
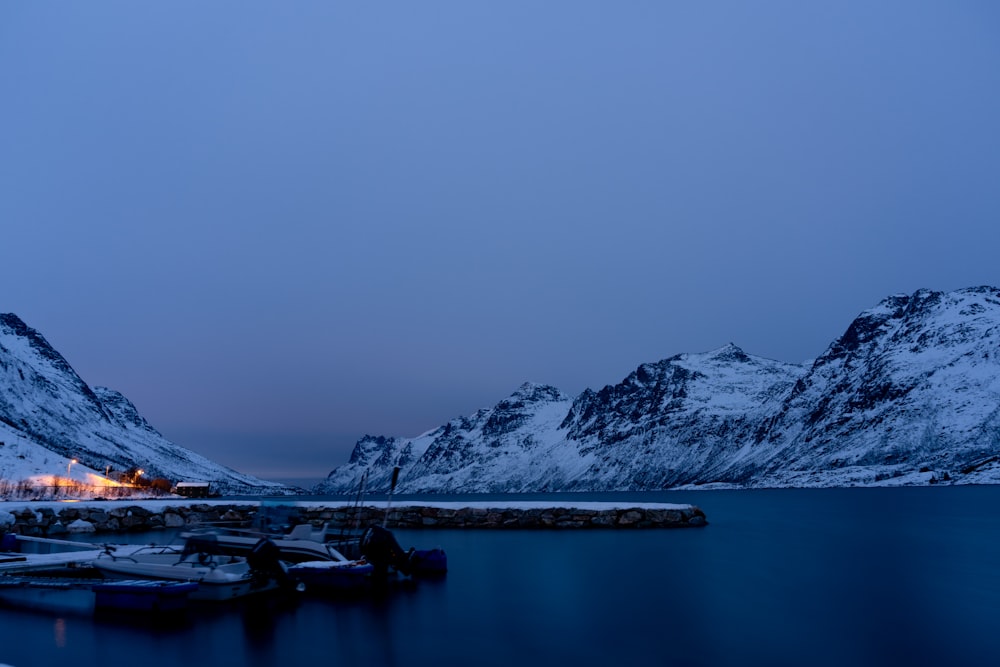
[181,524,346,563]
[243,470,448,579]
[331,466,448,577]
[285,558,375,591]
[343,525,448,578]
[92,536,288,602]
[183,522,446,579]
[180,525,377,591]
[0,575,197,615]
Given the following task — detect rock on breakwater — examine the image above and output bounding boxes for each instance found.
[0,501,707,537]
[323,503,707,529]
[0,503,257,537]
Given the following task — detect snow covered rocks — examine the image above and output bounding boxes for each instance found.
[319,502,708,529]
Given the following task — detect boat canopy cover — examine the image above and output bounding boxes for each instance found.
[180,533,221,561]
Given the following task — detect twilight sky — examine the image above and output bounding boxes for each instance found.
[2,2,999,482]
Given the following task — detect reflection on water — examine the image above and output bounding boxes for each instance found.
[3,486,1000,667]
[52,618,66,649]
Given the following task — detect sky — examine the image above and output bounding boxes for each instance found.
[2,2,999,482]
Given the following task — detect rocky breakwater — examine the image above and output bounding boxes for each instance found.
[0,501,707,537]
[0,503,256,537]
[300,502,708,529]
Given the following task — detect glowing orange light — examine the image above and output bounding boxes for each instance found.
[84,472,123,488]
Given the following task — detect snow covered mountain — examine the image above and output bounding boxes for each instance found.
[323,383,577,493]
[319,286,1000,493]
[0,314,287,494]
[747,286,1000,487]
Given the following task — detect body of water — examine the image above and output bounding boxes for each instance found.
[2,486,999,667]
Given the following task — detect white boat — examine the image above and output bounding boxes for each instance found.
[183,523,446,578]
[92,539,284,602]
[180,526,375,591]
[181,524,343,563]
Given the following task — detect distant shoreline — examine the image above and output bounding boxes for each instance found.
[264,477,326,490]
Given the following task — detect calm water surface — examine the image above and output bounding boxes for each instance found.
[2,486,999,667]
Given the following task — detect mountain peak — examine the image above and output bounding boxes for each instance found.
[704,343,750,363]
[509,382,569,403]
[0,313,28,330]
[0,313,76,375]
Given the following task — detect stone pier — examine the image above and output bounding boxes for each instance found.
[0,501,707,537]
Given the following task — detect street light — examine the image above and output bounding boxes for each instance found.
[66,458,77,478]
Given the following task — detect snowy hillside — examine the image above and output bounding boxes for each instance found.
[324,383,576,493]
[0,314,288,494]
[748,287,1000,487]
[318,287,1000,493]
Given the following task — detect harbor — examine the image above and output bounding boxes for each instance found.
[1,498,706,618]
[0,497,705,619]
[3,488,996,667]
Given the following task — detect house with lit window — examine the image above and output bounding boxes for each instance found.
[172,481,212,498]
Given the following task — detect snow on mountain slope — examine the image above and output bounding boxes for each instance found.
[319,287,1000,493]
[751,286,1000,486]
[318,346,805,493]
[0,418,80,481]
[557,344,805,489]
[324,383,577,493]
[0,314,287,494]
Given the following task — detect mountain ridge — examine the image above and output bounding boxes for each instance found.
[319,286,1000,493]
[0,313,287,494]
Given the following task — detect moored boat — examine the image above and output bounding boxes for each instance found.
[92,537,287,602]
[343,525,448,578]
[286,558,375,591]
[180,525,377,591]
[184,522,446,579]
[249,469,448,578]
[180,524,343,564]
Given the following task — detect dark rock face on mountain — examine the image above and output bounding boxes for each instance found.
[748,287,1000,487]
[324,383,577,493]
[0,314,285,493]
[319,287,1000,493]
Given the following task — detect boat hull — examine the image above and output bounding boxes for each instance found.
[408,548,448,576]
[93,552,275,602]
[93,580,198,612]
[287,560,375,591]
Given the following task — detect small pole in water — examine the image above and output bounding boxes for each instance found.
[382,466,400,529]
[348,471,368,535]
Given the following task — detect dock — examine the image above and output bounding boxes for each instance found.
[0,549,104,574]
[0,537,148,575]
